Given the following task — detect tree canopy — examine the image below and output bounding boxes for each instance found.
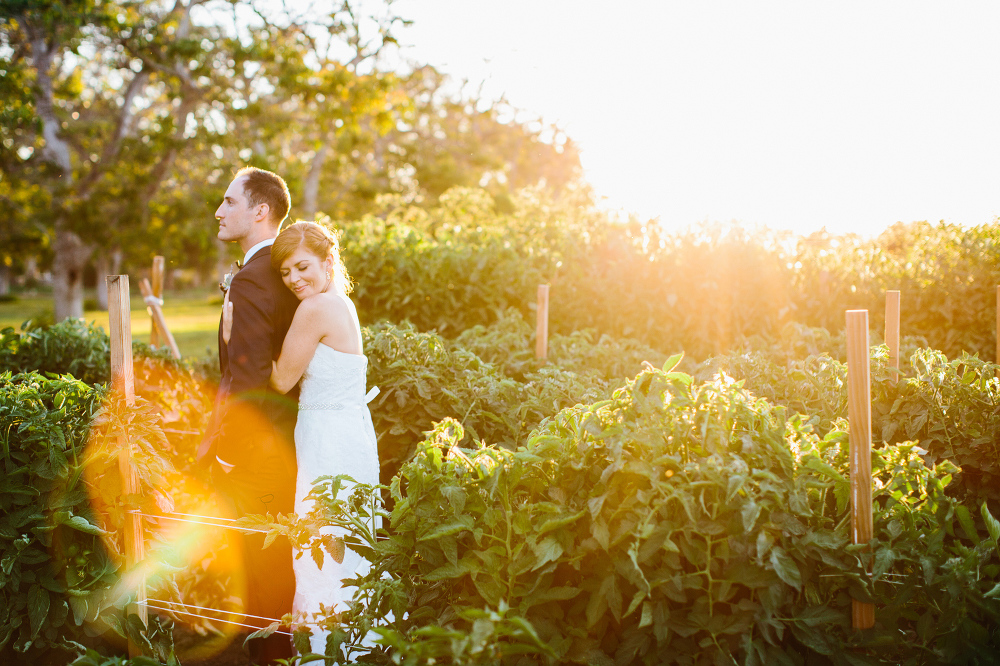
[1,0,581,315]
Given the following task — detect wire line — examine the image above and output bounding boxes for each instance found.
[128,511,269,534]
[139,600,292,636]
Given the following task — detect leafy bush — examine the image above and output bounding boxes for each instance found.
[341,190,1000,363]
[875,349,1000,504]
[0,320,218,663]
[0,320,112,385]
[793,222,1000,360]
[0,372,175,664]
[273,361,1000,664]
[343,189,794,361]
[698,339,1000,504]
[364,319,625,480]
[452,308,669,381]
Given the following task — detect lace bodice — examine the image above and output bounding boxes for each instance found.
[298,345,369,409]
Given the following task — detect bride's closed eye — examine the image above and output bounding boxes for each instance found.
[281,261,311,277]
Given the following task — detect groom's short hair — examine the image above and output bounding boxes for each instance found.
[235,166,291,226]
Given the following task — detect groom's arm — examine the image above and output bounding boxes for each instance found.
[215,276,278,467]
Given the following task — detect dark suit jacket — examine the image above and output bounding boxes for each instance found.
[203,245,300,471]
[201,245,300,649]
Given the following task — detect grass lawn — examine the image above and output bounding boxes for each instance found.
[0,288,223,359]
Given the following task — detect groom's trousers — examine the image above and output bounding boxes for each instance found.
[215,426,297,664]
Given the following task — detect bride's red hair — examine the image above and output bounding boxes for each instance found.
[271,221,353,295]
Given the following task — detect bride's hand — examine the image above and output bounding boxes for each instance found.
[222,289,233,344]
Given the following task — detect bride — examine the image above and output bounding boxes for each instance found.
[223,220,380,656]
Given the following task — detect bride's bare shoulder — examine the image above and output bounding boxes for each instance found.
[298,292,352,319]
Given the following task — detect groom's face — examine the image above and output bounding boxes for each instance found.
[215,175,257,243]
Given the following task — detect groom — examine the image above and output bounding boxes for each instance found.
[201,166,300,663]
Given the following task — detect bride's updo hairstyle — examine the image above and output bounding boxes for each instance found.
[271,221,353,295]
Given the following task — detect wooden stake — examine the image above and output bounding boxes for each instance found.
[846,309,875,629]
[885,291,900,384]
[139,278,180,359]
[150,257,165,347]
[536,284,550,359]
[107,276,147,655]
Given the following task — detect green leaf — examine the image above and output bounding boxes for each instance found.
[244,622,281,649]
[419,517,474,541]
[531,586,581,604]
[424,561,471,581]
[956,505,978,542]
[662,353,684,372]
[793,605,842,626]
[69,596,88,626]
[873,548,895,578]
[769,547,802,590]
[538,509,586,536]
[532,537,564,570]
[803,455,846,483]
[639,601,653,628]
[64,515,107,536]
[982,503,1000,551]
[741,499,761,531]
[472,574,503,606]
[28,585,49,637]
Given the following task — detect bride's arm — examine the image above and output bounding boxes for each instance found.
[269,297,326,394]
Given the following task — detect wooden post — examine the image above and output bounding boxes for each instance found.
[536,284,549,359]
[885,291,900,384]
[107,276,147,655]
[149,257,165,347]
[845,310,875,629]
[139,278,180,359]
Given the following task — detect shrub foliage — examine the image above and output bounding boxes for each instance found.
[341,190,1000,362]
[283,363,1000,664]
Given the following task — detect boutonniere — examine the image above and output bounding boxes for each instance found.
[219,271,234,294]
[219,260,241,294]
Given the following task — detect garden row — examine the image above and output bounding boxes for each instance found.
[4,308,1000,663]
[339,188,1000,362]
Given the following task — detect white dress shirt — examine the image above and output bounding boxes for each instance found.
[243,237,274,266]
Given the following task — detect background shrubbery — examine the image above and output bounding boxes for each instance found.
[343,190,1000,362]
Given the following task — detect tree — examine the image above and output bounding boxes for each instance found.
[297,65,585,221]
[1,0,408,318]
[392,66,583,205]
[1,1,232,317]
[2,0,581,316]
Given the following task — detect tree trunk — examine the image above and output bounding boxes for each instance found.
[53,228,92,321]
[111,247,123,276]
[0,264,10,296]
[94,251,110,310]
[25,257,39,282]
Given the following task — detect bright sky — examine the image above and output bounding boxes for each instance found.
[394,0,1000,236]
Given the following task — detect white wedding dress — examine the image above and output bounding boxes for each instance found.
[292,344,380,656]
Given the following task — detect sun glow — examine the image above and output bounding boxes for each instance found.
[395,0,1000,238]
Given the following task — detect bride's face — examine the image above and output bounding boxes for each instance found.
[279,245,333,300]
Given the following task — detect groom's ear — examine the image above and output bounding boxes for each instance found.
[254,202,271,223]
